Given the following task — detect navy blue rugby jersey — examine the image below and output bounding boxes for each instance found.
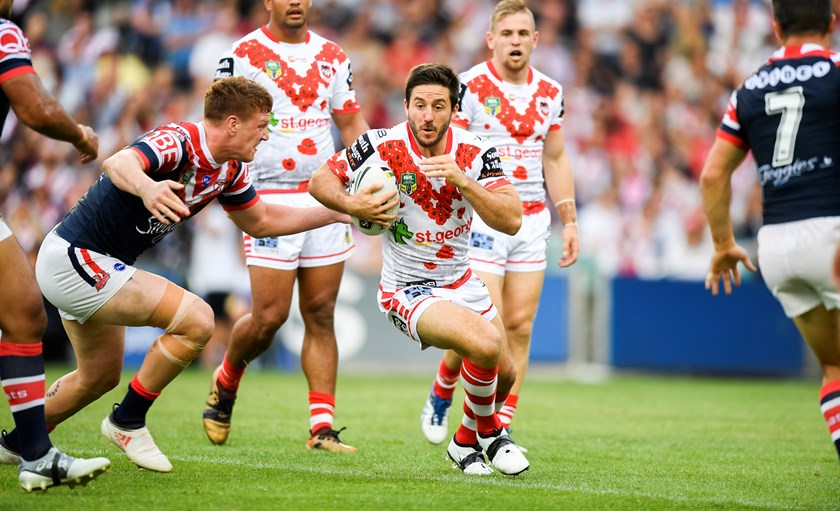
[56,122,258,264]
[0,19,35,136]
[718,44,840,225]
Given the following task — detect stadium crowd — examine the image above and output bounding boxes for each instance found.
[0,0,788,304]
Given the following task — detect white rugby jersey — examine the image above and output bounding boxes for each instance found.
[326,123,511,289]
[215,28,360,191]
[453,61,564,205]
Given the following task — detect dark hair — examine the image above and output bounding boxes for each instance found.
[204,76,273,123]
[772,0,832,37]
[404,63,460,110]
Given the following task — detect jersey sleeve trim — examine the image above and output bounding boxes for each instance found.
[716,128,749,151]
[548,124,562,132]
[219,191,259,211]
[129,146,154,172]
[332,106,362,114]
[0,63,34,84]
[485,178,512,190]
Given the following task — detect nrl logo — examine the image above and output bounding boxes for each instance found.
[399,173,417,195]
[317,61,333,81]
[265,61,281,79]
[484,96,501,116]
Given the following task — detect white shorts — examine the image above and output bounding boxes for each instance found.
[243,191,355,270]
[757,216,840,318]
[377,271,498,347]
[0,216,12,242]
[468,205,550,276]
[35,230,136,323]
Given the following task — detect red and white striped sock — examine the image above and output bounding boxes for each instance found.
[820,380,840,461]
[432,357,460,400]
[497,393,518,430]
[309,391,335,434]
[461,358,501,438]
[217,353,246,393]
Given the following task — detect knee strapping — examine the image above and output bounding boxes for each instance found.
[151,333,204,367]
[148,282,208,367]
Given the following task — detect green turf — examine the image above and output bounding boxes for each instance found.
[1,366,839,510]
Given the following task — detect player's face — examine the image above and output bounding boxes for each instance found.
[233,111,271,162]
[405,85,454,150]
[265,0,310,29]
[0,1,12,18]
[487,12,537,74]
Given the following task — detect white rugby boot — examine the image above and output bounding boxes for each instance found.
[101,410,172,472]
[18,447,109,492]
[445,436,493,475]
[477,428,529,476]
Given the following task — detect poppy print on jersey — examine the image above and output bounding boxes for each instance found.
[466,76,559,144]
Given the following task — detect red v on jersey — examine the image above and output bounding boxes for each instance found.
[234,36,348,113]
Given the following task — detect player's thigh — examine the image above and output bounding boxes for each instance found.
[247,265,296,321]
[474,269,504,316]
[0,234,45,335]
[90,269,173,326]
[297,262,344,314]
[500,270,545,330]
[61,318,126,380]
[417,300,501,360]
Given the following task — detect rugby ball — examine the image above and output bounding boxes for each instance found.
[349,165,399,236]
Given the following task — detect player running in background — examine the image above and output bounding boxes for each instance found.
[701,0,840,462]
[419,0,579,446]
[309,63,529,475]
[0,0,110,491]
[0,77,348,473]
[203,0,368,453]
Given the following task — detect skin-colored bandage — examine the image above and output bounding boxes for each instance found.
[149,282,186,329]
[556,198,577,226]
[146,282,207,367]
[151,333,204,368]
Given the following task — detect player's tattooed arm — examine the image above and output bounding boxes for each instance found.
[46,378,61,398]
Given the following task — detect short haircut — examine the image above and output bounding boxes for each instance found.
[490,0,535,33]
[772,0,832,37]
[404,63,460,110]
[204,77,273,123]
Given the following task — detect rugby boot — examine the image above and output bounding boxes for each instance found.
[305,426,357,453]
[203,365,236,445]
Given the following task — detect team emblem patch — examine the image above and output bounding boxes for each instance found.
[485,96,501,116]
[317,61,333,81]
[538,99,550,117]
[399,173,417,195]
[265,61,281,79]
[179,169,195,185]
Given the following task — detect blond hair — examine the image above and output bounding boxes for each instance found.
[490,0,535,32]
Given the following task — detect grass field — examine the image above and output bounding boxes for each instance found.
[1,366,839,510]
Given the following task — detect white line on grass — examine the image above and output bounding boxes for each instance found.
[74,449,807,511]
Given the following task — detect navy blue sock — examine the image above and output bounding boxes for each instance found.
[0,342,51,460]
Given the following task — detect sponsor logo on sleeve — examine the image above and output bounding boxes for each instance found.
[479,147,505,179]
[215,57,234,79]
[346,133,375,170]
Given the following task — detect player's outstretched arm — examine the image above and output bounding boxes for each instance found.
[102,149,190,225]
[2,72,98,163]
[699,137,756,295]
[227,196,351,239]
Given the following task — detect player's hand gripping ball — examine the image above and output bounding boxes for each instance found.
[350,165,399,236]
